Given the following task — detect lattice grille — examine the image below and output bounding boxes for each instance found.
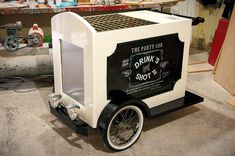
[84,14,157,32]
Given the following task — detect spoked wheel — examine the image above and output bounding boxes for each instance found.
[104,105,144,151]
[4,36,19,51]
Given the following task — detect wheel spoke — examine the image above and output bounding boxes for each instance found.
[126,111,138,126]
[110,125,120,136]
[124,109,129,120]
[113,117,120,124]
[120,111,125,121]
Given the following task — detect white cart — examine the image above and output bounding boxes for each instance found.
[49,10,203,151]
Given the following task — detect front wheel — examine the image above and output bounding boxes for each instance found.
[103,105,144,151]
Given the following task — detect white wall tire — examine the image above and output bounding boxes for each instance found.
[103,105,144,151]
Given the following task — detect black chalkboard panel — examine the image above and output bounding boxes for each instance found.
[107,33,184,100]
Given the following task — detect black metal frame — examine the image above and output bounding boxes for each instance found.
[49,91,203,136]
[49,104,89,136]
[149,91,203,117]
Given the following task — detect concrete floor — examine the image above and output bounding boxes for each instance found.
[0,54,235,156]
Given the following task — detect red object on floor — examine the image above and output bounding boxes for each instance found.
[208,18,229,66]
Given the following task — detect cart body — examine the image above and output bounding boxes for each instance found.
[51,10,202,130]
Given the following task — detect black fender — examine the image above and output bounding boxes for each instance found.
[98,91,151,133]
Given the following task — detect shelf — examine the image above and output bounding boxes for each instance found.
[0,4,130,15]
[0,0,184,15]
[0,7,64,14]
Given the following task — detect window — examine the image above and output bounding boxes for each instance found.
[60,40,84,105]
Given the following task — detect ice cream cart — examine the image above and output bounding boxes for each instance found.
[49,10,204,151]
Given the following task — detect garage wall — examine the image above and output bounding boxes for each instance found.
[171,0,225,50]
[193,3,224,50]
[171,0,196,17]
